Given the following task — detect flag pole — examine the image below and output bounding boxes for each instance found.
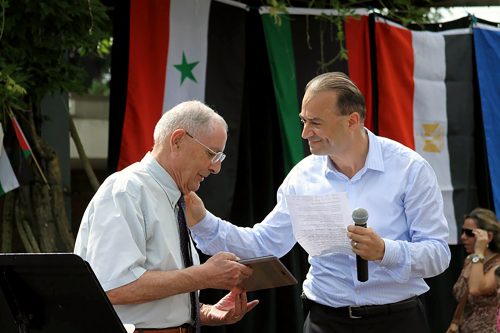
[29,148,50,189]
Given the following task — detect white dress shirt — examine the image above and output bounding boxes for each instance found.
[191,129,450,307]
[75,153,199,327]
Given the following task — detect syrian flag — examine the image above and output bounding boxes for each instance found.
[474,25,500,213]
[109,0,247,218]
[0,124,20,196]
[259,8,373,173]
[375,18,477,244]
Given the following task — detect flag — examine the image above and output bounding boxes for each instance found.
[8,111,32,158]
[259,8,372,172]
[375,18,478,244]
[0,124,20,195]
[109,0,247,219]
[474,25,500,213]
[7,110,49,185]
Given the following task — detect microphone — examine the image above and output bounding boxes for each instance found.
[352,208,369,282]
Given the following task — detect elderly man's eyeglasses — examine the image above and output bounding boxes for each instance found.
[461,228,475,238]
[185,131,226,164]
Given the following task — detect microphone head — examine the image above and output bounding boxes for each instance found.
[352,208,369,225]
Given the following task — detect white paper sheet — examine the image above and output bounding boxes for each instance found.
[124,324,135,333]
[286,192,353,256]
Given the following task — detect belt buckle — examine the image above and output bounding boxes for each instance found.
[348,306,362,319]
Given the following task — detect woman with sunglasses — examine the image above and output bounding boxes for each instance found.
[446,208,500,333]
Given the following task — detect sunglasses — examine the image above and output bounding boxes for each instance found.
[461,228,475,237]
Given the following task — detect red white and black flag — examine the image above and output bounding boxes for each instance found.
[374,18,478,244]
[108,0,247,219]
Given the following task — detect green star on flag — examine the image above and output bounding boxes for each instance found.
[173,52,199,85]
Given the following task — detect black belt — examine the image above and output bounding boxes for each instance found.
[309,296,419,319]
[134,324,194,333]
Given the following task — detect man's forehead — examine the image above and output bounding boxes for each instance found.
[299,112,323,121]
[301,91,338,116]
[300,99,328,119]
[204,127,227,150]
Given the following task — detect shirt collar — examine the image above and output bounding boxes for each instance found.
[142,152,182,203]
[364,128,384,172]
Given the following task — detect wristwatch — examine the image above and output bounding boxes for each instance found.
[471,254,485,263]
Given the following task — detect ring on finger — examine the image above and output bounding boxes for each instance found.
[353,241,358,248]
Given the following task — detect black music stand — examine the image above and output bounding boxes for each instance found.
[0,253,127,333]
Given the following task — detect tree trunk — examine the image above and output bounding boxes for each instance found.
[1,192,15,252]
[0,109,76,253]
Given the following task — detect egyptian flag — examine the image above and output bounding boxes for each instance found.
[375,18,477,244]
[474,25,500,213]
[108,0,247,218]
[259,7,373,173]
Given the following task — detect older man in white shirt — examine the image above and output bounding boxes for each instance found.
[75,101,259,333]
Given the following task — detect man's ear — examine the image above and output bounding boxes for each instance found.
[348,112,361,128]
[170,129,186,150]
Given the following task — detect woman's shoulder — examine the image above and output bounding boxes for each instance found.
[485,253,500,271]
[488,253,500,263]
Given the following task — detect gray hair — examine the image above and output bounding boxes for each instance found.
[305,72,366,120]
[153,100,228,148]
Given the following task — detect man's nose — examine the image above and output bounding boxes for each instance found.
[209,161,222,174]
[301,123,312,139]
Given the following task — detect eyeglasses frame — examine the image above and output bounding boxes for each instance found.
[461,228,475,238]
[185,131,226,164]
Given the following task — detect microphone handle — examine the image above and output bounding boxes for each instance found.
[356,255,368,282]
[355,221,368,282]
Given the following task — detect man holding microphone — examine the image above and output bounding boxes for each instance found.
[185,72,450,333]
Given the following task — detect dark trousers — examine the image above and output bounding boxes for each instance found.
[303,297,430,333]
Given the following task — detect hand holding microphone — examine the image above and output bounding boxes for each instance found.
[352,208,369,282]
[348,208,386,282]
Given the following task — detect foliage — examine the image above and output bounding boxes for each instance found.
[265,0,436,64]
[89,36,112,96]
[0,0,111,111]
[0,0,111,253]
[267,0,435,23]
[0,65,28,112]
